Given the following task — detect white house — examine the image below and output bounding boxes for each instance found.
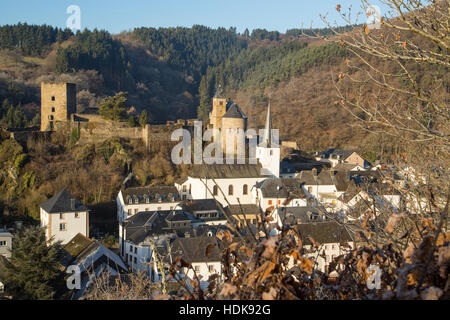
[170,236,223,290]
[116,186,182,222]
[0,229,13,259]
[296,169,353,210]
[294,221,355,274]
[40,189,90,244]
[316,149,368,168]
[255,178,308,212]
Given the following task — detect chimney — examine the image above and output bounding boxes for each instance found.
[70,198,76,210]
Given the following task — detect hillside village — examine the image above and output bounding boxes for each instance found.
[0,81,433,299]
[0,0,448,301]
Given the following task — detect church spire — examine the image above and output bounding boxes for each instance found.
[262,100,272,147]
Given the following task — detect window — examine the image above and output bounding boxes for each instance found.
[0,241,7,246]
[270,150,273,156]
[213,185,218,196]
[134,247,137,254]
[129,255,132,262]
[228,185,234,196]
[182,185,187,192]
[208,265,214,273]
[134,209,138,214]
[243,184,248,195]
[59,213,64,219]
[278,200,281,205]
[194,266,200,273]
[134,198,138,204]
[51,96,55,101]
[128,209,132,215]
[189,184,192,193]
[134,257,137,264]
[75,212,79,218]
[51,107,55,112]
[308,187,313,193]
[268,200,273,205]
[129,245,133,252]
[59,223,66,231]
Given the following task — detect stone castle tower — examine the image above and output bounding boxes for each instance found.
[208,95,247,157]
[40,82,76,131]
[209,97,227,131]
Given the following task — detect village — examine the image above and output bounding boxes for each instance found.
[0,81,432,299]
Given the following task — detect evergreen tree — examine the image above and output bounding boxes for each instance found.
[138,110,148,127]
[98,92,128,121]
[128,116,137,127]
[4,226,67,300]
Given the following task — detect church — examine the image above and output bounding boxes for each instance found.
[207,92,280,178]
[174,95,281,208]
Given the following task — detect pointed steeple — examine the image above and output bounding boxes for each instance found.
[262,100,272,147]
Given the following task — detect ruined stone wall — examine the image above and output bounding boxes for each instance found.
[72,116,184,147]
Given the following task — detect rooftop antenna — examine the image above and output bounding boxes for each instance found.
[214,85,222,98]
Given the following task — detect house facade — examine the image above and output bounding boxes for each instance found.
[0,229,12,259]
[40,189,90,244]
[175,164,269,207]
[116,186,181,222]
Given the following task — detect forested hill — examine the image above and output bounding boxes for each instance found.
[0,23,386,155]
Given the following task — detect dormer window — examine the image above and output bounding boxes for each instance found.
[128,198,132,204]
[134,197,139,204]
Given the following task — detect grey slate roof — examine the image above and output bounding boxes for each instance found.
[222,103,247,119]
[320,149,355,160]
[227,204,261,216]
[257,178,307,198]
[296,221,354,244]
[297,169,346,186]
[170,236,223,263]
[122,186,180,204]
[189,164,268,179]
[124,210,196,245]
[40,189,89,213]
[181,199,223,213]
[278,206,328,224]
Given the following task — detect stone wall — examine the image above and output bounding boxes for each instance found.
[71,115,187,147]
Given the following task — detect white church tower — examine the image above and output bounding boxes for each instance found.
[256,102,280,177]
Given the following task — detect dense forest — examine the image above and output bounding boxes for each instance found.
[0,22,422,156]
[0,23,73,56]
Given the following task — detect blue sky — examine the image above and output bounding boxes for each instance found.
[0,0,386,34]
